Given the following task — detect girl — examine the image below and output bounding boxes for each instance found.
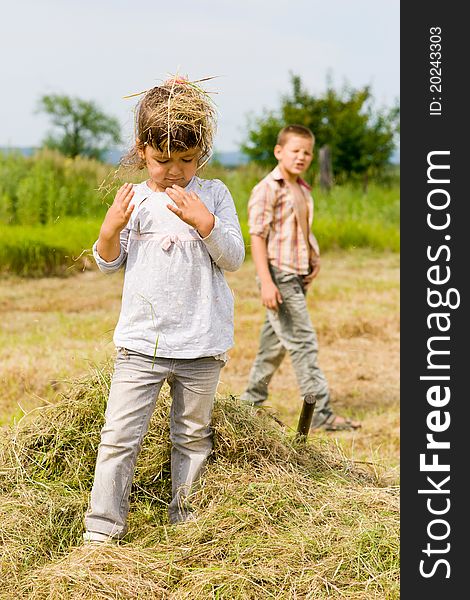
[83,77,245,542]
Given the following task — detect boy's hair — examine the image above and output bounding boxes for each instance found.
[277,124,315,146]
[123,77,217,169]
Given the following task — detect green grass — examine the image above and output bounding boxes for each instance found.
[0,152,400,275]
[314,217,400,252]
[0,218,101,276]
[313,183,400,252]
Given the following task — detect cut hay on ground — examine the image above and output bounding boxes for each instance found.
[0,367,399,599]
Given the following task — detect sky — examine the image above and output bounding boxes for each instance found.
[1,0,399,153]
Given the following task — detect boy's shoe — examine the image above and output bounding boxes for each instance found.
[311,414,361,432]
[83,530,117,544]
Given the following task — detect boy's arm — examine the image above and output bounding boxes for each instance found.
[302,221,322,288]
[251,235,283,311]
[302,254,321,288]
[247,181,282,310]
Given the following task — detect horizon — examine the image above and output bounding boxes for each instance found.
[0,145,400,166]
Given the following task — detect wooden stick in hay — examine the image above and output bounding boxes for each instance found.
[296,394,316,440]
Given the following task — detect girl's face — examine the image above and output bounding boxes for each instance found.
[141,146,200,192]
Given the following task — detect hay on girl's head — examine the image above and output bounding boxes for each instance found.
[123,76,217,171]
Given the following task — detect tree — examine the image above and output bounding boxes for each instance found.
[37,94,121,161]
[241,75,399,183]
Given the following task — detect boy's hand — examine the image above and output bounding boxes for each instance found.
[261,280,283,311]
[100,183,135,239]
[166,184,215,238]
[302,257,321,289]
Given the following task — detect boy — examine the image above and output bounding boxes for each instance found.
[240,124,360,432]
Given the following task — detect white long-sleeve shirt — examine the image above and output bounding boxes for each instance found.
[93,177,245,358]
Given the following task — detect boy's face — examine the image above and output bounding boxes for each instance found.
[141,146,200,192]
[274,135,314,180]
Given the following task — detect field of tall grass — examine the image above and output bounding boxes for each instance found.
[0,151,399,276]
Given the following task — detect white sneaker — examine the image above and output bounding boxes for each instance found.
[83,530,116,544]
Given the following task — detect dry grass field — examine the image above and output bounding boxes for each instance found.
[0,249,400,598]
[0,249,399,474]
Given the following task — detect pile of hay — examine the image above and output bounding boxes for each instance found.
[0,367,399,599]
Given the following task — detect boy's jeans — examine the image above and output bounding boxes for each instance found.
[241,266,332,429]
[84,349,224,537]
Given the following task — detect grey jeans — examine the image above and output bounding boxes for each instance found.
[241,266,332,428]
[84,348,224,537]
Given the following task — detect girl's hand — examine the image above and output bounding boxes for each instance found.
[100,183,135,239]
[166,184,215,238]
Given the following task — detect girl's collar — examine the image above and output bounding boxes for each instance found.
[143,176,197,195]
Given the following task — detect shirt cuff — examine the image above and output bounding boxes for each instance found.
[248,227,269,238]
[92,241,125,270]
[197,215,225,263]
[196,213,217,242]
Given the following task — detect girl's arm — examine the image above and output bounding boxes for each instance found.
[93,228,130,274]
[93,183,135,273]
[198,182,245,272]
[165,181,245,272]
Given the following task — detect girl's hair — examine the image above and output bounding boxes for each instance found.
[122,77,217,170]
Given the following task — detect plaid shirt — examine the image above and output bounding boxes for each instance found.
[248,166,320,275]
